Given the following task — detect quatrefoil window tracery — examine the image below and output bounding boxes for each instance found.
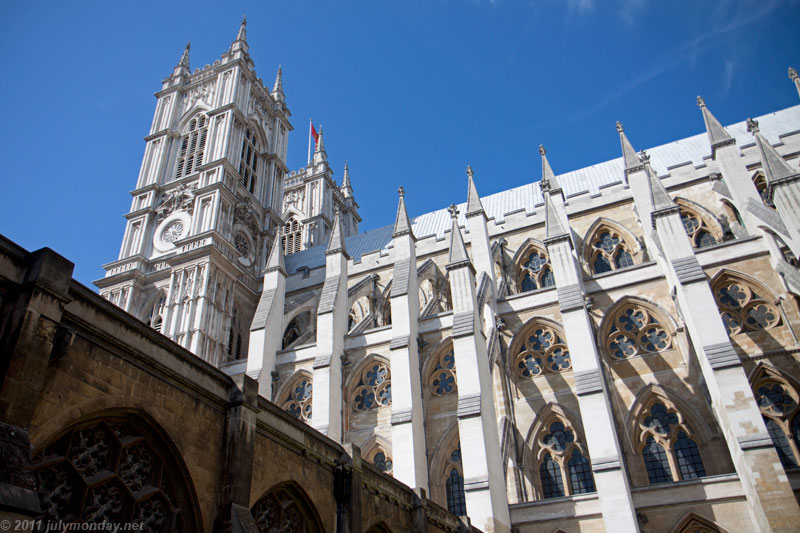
[282,377,313,422]
[536,420,595,499]
[753,377,800,468]
[515,324,571,378]
[430,347,457,396]
[713,279,780,336]
[352,362,391,411]
[638,402,706,484]
[680,208,717,249]
[372,450,393,474]
[590,230,635,274]
[606,305,671,359]
[518,248,555,293]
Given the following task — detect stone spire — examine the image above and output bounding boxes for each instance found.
[544,193,568,241]
[697,96,735,157]
[326,207,348,257]
[315,126,326,155]
[392,187,414,239]
[341,161,353,198]
[173,42,191,76]
[465,165,485,217]
[539,145,561,193]
[265,238,286,277]
[748,118,799,196]
[446,205,471,268]
[640,150,674,211]
[790,67,800,99]
[231,16,249,53]
[617,121,643,175]
[272,65,284,100]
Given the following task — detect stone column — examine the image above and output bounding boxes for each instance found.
[311,211,349,441]
[445,205,510,533]
[388,188,429,491]
[246,241,287,399]
[539,147,640,532]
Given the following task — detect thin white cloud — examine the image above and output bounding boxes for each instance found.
[722,60,735,97]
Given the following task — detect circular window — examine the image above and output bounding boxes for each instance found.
[234,232,250,256]
[153,212,192,253]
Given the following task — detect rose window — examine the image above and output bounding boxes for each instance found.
[162,221,185,244]
[352,362,391,411]
[514,324,571,378]
[282,379,313,422]
[713,280,779,336]
[234,232,250,256]
[606,305,671,359]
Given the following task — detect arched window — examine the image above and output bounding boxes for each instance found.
[371,449,393,474]
[239,127,258,194]
[175,114,208,180]
[251,483,322,533]
[585,226,638,275]
[752,171,773,208]
[428,344,457,396]
[516,245,555,293]
[282,217,303,255]
[603,303,672,360]
[444,446,466,516]
[280,374,313,422]
[227,307,244,360]
[513,321,571,378]
[282,311,313,350]
[147,290,167,333]
[351,360,391,411]
[348,295,371,333]
[711,275,780,336]
[535,420,595,499]
[638,402,707,484]
[33,413,200,530]
[679,207,717,249]
[751,373,800,468]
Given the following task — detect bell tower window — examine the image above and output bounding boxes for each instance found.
[282,217,303,255]
[175,115,208,180]
[239,127,258,194]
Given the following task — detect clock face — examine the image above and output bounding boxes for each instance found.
[234,232,250,256]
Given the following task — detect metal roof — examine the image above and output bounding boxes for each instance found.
[284,105,800,274]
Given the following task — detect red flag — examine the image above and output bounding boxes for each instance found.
[311,124,319,146]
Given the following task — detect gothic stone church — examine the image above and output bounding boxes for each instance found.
[3,20,800,533]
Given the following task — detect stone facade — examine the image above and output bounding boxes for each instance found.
[4,18,800,533]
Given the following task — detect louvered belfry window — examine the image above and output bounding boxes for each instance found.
[239,127,258,194]
[175,115,208,180]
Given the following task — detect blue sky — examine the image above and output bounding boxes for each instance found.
[1,0,798,287]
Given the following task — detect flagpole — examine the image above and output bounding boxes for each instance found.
[307,118,312,165]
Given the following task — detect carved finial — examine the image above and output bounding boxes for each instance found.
[273,65,283,94]
[746,118,760,134]
[236,15,247,41]
[177,42,191,69]
[790,67,798,81]
[696,95,705,107]
[448,204,459,219]
[616,121,624,133]
[466,165,473,178]
[539,145,546,156]
[398,186,405,197]
[638,149,650,163]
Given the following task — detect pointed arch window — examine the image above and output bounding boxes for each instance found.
[282,217,303,255]
[604,304,672,360]
[429,345,457,396]
[752,171,774,208]
[586,226,638,275]
[281,375,313,422]
[147,290,167,333]
[251,484,322,533]
[175,114,208,180]
[239,127,258,194]
[679,207,717,249]
[514,322,571,378]
[638,402,707,484]
[444,446,466,516]
[352,361,391,411]
[712,276,780,336]
[516,246,555,293]
[535,420,595,499]
[753,377,800,468]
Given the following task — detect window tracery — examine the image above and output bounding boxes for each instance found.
[752,171,774,208]
[712,276,780,336]
[175,114,208,180]
[604,304,672,360]
[638,402,706,484]
[147,291,167,333]
[239,127,258,194]
[370,449,393,474]
[351,361,391,411]
[516,246,555,293]
[679,207,717,249]
[282,217,303,255]
[752,375,800,468]
[251,484,322,533]
[33,415,199,530]
[282,311,314,350]
[587,227,636,274]
[281,375,313,422]
[444,446,466,516]
[429,345,457,396]
[535,420,595,499]
[514,322,571,378]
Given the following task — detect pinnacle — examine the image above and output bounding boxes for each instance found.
[315,126,326,154]
[176,42,190,71]
[697,95,734,154]
[237,16,247,41]
[265,238,286,276]
[392,186,414,239]
[465,165,484,216]
[447,205,470,267]
[617,121,641,173]
[544,193,568,240]
[273,65,284,95]
[641,151,674,211]
[326,208,348,257]
[750,119,798,189]
[539,144,561,193]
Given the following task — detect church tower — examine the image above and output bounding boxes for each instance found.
[96,19,292,367]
